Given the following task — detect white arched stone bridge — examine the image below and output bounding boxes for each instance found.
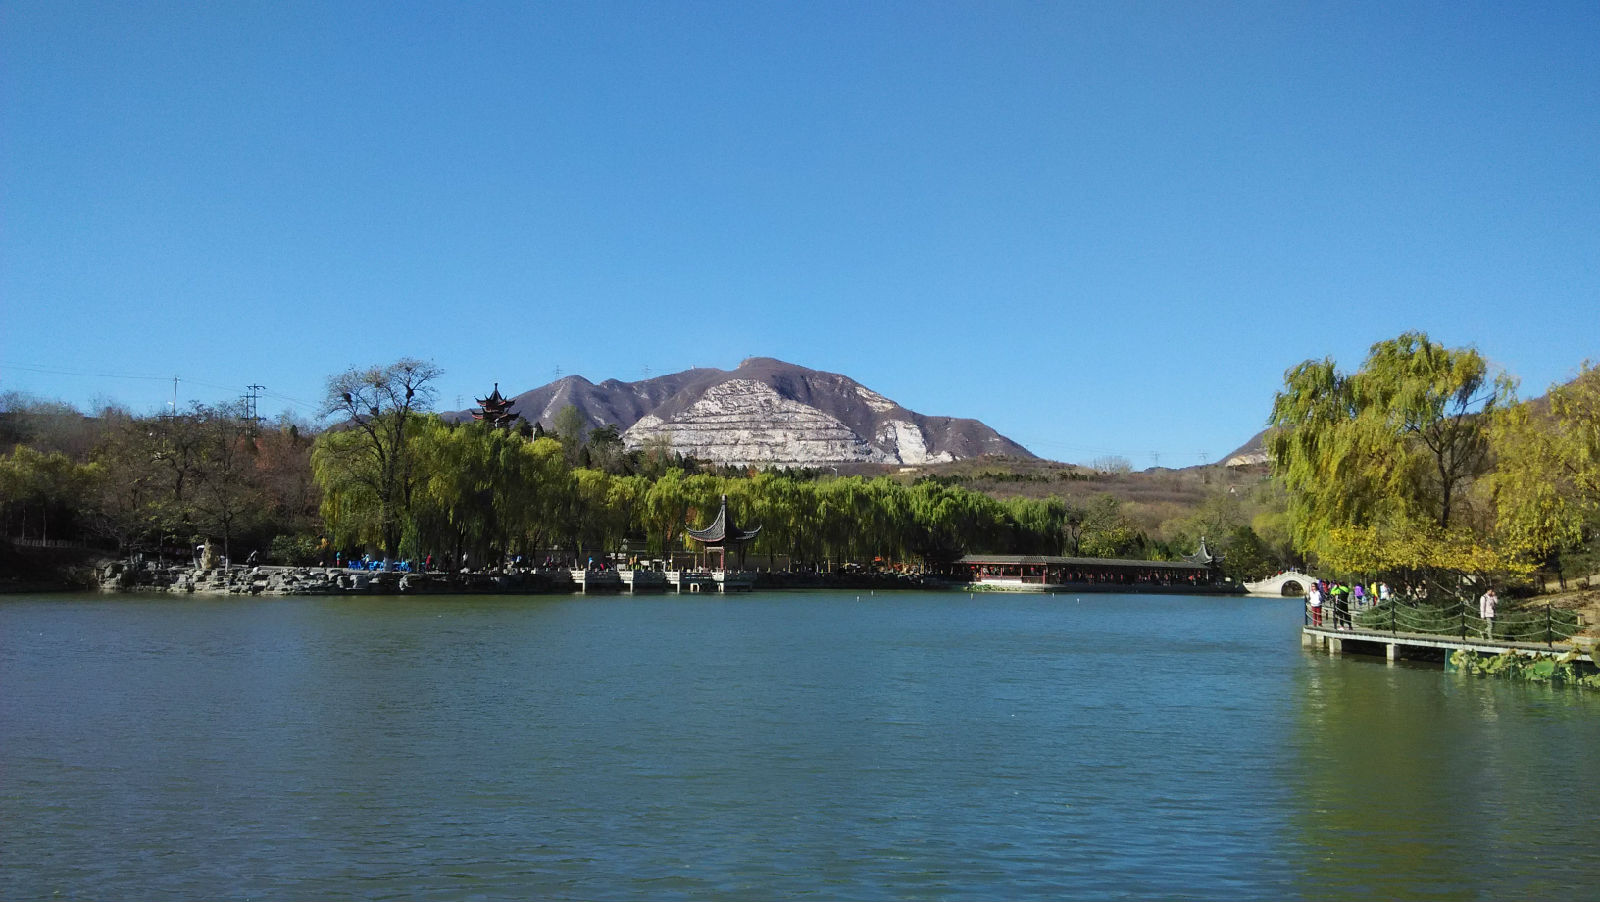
[1244,571,1316,597]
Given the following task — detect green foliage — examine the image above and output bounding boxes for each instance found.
[314,358,442,556]
[1074,494,1144,559]
[0,401,311,557]
[1218,525,1276,581]
[552,404,588,465]
[3,360,1260,574]
[268,533,321,566]
[1488,362,1600,568]
[0,445,96,541]
[1269,332,1519,576]
[1452,648,1600,690]
[1158,488,1287,578]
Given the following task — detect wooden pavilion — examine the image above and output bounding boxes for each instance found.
[472,383,519,429]
[686,495,762,571]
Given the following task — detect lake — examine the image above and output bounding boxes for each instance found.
[2,590,1596,899]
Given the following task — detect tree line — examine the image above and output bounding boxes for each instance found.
[25,331,1582,590]
[6,358,1258,573]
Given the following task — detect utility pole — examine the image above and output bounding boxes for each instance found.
[244,384,265,433]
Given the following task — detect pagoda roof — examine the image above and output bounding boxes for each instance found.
[687,495,762,546]
[475,383,514,410]
[1182,538,1225,566]
[472,383,519,427]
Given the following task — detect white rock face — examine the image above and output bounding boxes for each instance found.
[855,385,899,413]
[625,380,894,465]
[489,357,1036,466]
[1224,450,1269,467]
[875,419,955,465]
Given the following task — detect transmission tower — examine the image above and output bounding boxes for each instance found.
[244,384,265,433]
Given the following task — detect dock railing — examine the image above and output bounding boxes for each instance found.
[1307,596,1581,648]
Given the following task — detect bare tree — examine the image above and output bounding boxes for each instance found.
[316,359,442,556]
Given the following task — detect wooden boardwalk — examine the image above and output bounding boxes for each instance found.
[1303,624,1594,665]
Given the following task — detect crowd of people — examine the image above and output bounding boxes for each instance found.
[329,551,634,575]
[1306,578,1501,637]
[970,565,1219,587]
[1304,578,1392,629]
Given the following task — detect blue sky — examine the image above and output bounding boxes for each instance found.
[3,1,1596,467]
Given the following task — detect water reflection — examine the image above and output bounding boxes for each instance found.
[3,593,1598,900]
[1289,651,1599,899]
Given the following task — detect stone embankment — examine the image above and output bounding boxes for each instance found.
[98,560,574,596]
[97,559,942,596]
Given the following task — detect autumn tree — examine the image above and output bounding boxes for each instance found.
[1268,332,1516,576]
[1488,362,1600,574]
[0,445,94,542]
[586,424,627,474]
[85,414,166,550]
[552,404,590,466]
[1076,494,1144,559]
[313,358,442,556]
[187,402,265,559]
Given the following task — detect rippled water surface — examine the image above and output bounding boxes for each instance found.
[3,591,1597,899]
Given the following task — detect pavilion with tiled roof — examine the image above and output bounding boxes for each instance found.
[686,495,761,571]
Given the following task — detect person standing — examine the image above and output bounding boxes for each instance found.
[1308,581,1323,626]
[1479,587,1498,638]
[1331,583,1351,629]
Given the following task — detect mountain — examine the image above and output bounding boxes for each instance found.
[1223,429,1270,467]
[452,358,1035,466]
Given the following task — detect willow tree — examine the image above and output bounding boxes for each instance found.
[313,359,441,556]
[1489,362,1600,569]
[0,445,95,543]
[744,471,807,568]
[904,480,1008,565]
[1268,332,1515,575]
[641,468,690,559]
[502,436,569,558]
[409,417,531,563]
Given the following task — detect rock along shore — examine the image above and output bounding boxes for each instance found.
[96,560,942,597]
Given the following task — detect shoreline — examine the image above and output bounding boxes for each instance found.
[91,560,949,597]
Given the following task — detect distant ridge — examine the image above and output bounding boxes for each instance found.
[1223,429,1270,467]
[447,358,1034,466]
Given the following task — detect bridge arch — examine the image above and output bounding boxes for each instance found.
[1244,571,1316,597]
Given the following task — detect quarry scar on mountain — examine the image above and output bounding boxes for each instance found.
[447,358,1034,467]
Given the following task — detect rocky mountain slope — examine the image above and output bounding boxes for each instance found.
[454,358,1034,466]
[1223,429,1270,467]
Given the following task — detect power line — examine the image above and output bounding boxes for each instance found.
[1,361,320,414]
[3,362,177,382]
